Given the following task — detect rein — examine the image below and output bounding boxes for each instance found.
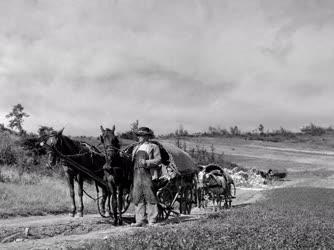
[45,143,108,187]
[101,142,132,159]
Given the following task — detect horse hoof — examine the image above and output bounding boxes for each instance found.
[69,212,75,217]
[118,220,123,226]
[104,212,111,217]
[113,221,118,226]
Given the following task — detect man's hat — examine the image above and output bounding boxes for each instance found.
[135,127,154,137]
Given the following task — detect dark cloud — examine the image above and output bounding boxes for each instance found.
[1,0,334,135]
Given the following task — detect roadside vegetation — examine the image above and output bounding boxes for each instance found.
[83,187,334,250]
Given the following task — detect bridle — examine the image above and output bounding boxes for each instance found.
[100,132,121,165]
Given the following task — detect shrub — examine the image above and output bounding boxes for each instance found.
[0,132,17,165]
[301,123,326,136]
[0,145,17,165]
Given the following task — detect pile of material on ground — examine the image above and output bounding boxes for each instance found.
[203,164,287,188]
[226,168,268,188]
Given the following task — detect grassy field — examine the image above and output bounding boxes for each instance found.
[0,169,98,218]
[83,187,334,250]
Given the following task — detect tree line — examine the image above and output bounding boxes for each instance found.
[1,104,333,139]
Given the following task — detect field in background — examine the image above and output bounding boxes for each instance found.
[166,136,334,172]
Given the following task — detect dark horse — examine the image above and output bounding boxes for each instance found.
[42,128,110,218]
[99,125,133,225]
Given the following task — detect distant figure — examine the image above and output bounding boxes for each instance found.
[131,127,161,227]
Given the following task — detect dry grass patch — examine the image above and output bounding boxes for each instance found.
[0,177,98,218]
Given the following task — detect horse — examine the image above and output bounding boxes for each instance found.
[41,128,110,218]
[202,171,235,211]
[99,125,134,225]
[197,164,236,210]
[196,167,209,209]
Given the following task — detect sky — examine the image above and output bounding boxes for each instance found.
[1,0,334,136]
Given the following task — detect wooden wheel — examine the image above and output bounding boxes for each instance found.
[157,187,174,220]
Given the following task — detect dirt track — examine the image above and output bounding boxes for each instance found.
[1,142,334,249]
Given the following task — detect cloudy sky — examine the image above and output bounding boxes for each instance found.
[1,0,334,136]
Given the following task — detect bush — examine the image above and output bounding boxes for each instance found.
[301,123,326,136]
[0,145,17,165]
[0,131,60,181]
[0,132,17,165]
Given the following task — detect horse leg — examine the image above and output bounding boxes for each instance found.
[107,191,112,217]
[109,182,118,226]
[99,186,109,217]
[111,188,118,226]
[65,171,76,217]
[102,174,112,217]
[105,187,112,217]
[77,174,84,217]
[223,195,228,209]
[212,193,216,212]
[100,186,106,215]
[197,188,201,208]
[118,186,123,225]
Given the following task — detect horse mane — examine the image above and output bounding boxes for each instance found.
[59,134,84,153]
[58,134,104,159]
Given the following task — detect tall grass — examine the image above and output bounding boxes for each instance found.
[0,165,41,184]
[0,176,98,218]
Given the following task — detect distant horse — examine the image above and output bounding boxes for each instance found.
[198,165,236,210]
[99,125,133,225]
[196,167,209,209]
[203,172,229,211]
[41,128,109,218]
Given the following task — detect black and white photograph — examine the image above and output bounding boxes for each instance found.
[0,0,334,249]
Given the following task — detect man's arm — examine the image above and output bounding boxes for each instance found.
[145,144,161,168]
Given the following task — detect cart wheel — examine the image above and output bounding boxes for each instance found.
[180,186,193,215]
[157,187,174,220]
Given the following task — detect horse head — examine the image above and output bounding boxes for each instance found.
[100,125,120,165]
[40,128,64,167]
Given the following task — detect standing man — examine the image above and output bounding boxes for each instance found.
[131,127,161,227]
